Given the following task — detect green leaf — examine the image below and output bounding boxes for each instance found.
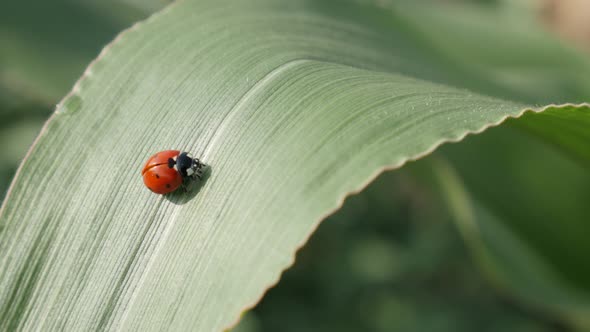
[429,122,590,328]
[512,105,590,163]
[0,0,164,200]
[441,114,590,289]
[0,0,588,331]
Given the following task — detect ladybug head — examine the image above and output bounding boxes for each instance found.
[174,152,204,178]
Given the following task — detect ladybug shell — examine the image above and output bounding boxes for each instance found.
[142,150,182,194]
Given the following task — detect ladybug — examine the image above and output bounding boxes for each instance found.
[141,150,206,194]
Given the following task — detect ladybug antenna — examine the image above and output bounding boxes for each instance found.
[167,158,176,168]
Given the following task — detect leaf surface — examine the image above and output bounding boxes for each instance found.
[1,1,589,331]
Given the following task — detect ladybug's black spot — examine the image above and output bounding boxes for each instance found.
[155,174,160,179]
[168,158,176,168]
[166,183,171,188]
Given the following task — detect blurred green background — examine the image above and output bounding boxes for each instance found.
[1,0,588,331]
[234,163,571,332]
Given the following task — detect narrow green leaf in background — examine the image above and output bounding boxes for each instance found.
[430,125,590,329]
[0,0,588,331]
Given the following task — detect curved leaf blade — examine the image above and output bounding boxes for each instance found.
[0,0,588,331]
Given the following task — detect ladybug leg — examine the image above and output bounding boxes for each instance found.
[181,179,191,192]
[191,158,206,181]
[194,167,204,180]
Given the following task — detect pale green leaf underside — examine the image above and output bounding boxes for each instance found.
[0,0,588,331]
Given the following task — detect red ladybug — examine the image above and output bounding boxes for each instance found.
[141,150,205,194]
